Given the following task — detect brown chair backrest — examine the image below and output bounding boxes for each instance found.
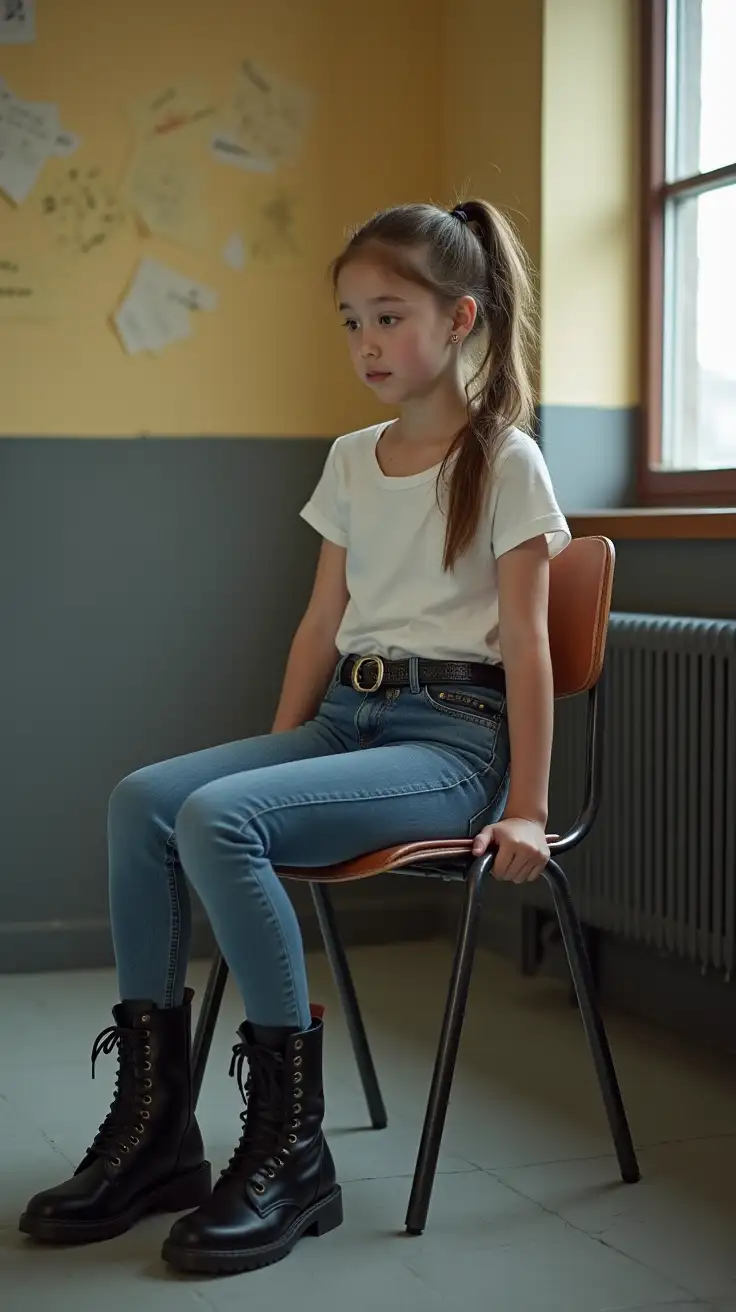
[548,536,615,698]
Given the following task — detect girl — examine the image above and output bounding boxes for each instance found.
[20,200,569,1275]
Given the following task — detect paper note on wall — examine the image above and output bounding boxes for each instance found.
[0,255,56,318]
[212,60,313,173]
[113,258,217,356]
[0,81,59,203]
[125,81,213,248]
[244,191,300,266]
[0,0,35,45]
[40,165,127,254]
[222,231,246,270]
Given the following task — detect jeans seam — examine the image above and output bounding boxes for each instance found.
[164,832,183,1008]
[467,766,510,835]
[240,858,306,1027]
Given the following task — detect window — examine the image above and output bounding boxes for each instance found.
[642,0,736,505]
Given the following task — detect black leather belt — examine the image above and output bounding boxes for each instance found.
[341,655,506,695]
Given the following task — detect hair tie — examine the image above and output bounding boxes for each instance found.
[452,207,468,225]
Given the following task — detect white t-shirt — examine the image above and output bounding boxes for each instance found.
[300,420,570,665]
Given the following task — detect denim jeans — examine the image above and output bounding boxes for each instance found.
[108,659,510,1029]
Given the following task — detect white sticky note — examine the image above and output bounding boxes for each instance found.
[0,89,59,203]
[222,232,246,270]
[0,0,35,45]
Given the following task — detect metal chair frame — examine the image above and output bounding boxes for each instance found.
[191,542,640,1234]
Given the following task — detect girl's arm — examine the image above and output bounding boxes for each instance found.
[271,540,349,733]
[474,534,553,882]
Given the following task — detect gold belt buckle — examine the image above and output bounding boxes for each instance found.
[351,655,385,694]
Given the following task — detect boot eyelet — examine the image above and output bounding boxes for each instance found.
[136,1123,145,1133]
[143,1061,152,1071]
[294,1038,304,1051]
[274,1157,284,1168]
[142,1029,150,1038]
[293,1072,302,1084]
[143,1045,151,1056]
[293,1102,302,1114]
[110,1156,121,1167]
[121,1144,129,1153]
[288,1133,298,1144]
[293,1055,302,1067]
[264,1167,275,1179]
[130,1135,139,1145]
[141,1014,150,1024]
[142,1095,152,1105]
[293,1118,301,1128]
[140,1110,150,1120]
[253,1182,265,1195]
[143,1079,152,1089]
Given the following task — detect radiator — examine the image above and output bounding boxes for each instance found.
[549,613,736,978]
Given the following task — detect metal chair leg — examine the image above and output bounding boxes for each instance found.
[310,882,388,1130]
[544,858,640,1184]
[192,951,229,1110]
[405,851,491,1235]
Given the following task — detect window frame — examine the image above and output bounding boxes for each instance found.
[640,0,736,506]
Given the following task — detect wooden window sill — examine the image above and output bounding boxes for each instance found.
[567,508,736,540]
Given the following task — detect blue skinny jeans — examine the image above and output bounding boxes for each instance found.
[108,660,510,1028]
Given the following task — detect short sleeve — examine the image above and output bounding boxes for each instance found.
[490,434,571,560]
[300,439,348,547]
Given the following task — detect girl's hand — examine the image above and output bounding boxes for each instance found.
[472,818,550,883]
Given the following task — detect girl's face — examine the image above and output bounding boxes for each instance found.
[336,257,460,406]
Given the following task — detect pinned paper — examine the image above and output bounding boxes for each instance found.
[40,165,126,254]
[0,254,57,318]
[0,82,59,203]
[0,0,35,45]
[113,258,217,356]
[213,60,313,173]
[125,80,213,248]
[244,191,300,265]
[222,231,246,270]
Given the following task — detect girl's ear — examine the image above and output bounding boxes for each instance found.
[452,294,478,342]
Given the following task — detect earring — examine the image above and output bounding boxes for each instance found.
[451,333,460,343]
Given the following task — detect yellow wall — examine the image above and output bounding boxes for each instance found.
[0,0,442,437]
[540,0,639,408]
[441,0,543,274]
[1,0,640,437]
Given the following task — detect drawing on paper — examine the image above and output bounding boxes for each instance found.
[125,80,213,248]
[245,191,300,264]
[213,60,313,173]
[40,166,126,254]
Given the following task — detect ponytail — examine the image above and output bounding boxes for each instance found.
[439,200,536,569]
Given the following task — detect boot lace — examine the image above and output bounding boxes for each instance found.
[83,1023,153,1166]
[220,1039,290,1187]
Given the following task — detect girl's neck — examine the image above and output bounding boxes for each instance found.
[394,379,468,446]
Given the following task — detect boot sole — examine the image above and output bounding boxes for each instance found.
[18,1160,213,1245]
[161,1184,343,1274]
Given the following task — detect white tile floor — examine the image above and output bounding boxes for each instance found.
[2,941,736,1312]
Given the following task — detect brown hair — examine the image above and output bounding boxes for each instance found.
[331,200,536,569]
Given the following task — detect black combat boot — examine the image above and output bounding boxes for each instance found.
[19,989,211,1243]
[162,1005,342,1274]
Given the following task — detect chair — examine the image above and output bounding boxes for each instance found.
[191,535,640,1234]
